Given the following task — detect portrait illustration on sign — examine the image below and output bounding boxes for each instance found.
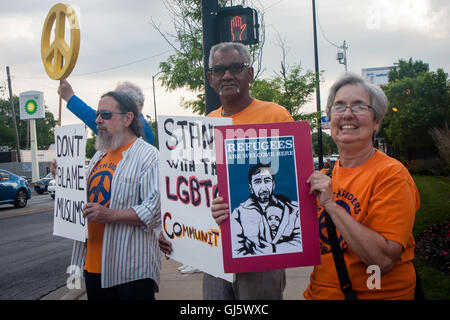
[225,137,303,258]
[215,121,321,273]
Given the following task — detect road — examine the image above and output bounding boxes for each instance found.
[0,193,73,300]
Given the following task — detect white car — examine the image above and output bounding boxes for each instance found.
[48,179,56,199]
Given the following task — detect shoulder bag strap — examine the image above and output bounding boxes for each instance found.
[323,166,357,300]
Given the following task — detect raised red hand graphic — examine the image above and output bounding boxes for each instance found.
[230,16,247,41]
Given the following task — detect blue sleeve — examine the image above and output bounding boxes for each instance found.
[139,114,154,145]
[66,95,97,134]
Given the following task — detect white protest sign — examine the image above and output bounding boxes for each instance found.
[158,115,233,281]
[53,124,87,242]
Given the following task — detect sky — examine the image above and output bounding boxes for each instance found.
[0,0,449,134]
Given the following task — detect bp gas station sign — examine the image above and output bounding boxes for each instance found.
[19,91,45,120]
[19,91,44,183]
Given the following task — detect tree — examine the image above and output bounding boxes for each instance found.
[0,97,57,149]
[85,133,96,159]
[388,58,429,82]
[250,64,321,130]
[380,58,450,159]
[250,35,321,131]
[150,0,265,115]
[311,131,337,156]
[429,122,450,174]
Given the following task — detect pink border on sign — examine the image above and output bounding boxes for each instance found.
[215,122,321,274]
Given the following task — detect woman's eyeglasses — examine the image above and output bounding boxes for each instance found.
[208,62,249,77]
[331,104,373,115]
[95,110,126,120]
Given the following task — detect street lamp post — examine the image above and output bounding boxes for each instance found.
[312,0,324,169]
[152,71,163,148]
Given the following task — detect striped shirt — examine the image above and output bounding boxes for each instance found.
[71,138,161,288]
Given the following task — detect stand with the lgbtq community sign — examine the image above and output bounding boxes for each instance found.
[53,124,87,242]
[158,115,233,281]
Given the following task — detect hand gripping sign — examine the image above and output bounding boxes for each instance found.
[41,3,80,80]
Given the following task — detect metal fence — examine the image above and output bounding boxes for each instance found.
[0,162,52,179]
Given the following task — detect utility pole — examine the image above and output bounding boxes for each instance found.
[201,0,221,115]
[312,0,323,169]
[152,71,162,148]
[6,66,21,163]
[337,40,348,72]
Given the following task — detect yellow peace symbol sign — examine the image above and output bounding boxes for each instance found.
[41,3,80,80]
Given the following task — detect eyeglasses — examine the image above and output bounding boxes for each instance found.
[208,62,249,77]
[95,110,126,120]
[331,104,373,115]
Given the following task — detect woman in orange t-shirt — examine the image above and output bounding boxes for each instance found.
[305,73,420,300]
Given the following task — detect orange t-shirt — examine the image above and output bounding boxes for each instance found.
[207,98,294,124]
[84,140,135,274]
[304,150,420,300]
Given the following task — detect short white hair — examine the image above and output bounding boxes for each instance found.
[115,81,145,111]
[209,42,252,66]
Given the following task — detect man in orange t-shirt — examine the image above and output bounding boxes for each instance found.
[71,91,161,300]
[206,42,293,299]
[84,139,135,274]
[207,98,292,125]
[159,42,294,300]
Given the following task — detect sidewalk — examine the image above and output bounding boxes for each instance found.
[40,258,312,300]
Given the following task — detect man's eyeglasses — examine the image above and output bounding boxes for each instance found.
[208,62,250,77]
[331,104,373,115]
[95,110,126,120]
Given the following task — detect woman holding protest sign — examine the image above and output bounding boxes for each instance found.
[305,73,420,300]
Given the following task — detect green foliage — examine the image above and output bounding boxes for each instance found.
[311,131,337,155]
[153,0,263,115]
[250,64,321,131]
[380,58,450,156]
[0,96,56,149]
[0,113,15,144]
[412,175,450,236]
[85,133,96,159]
[388,58,429,82]
[412,175,450,299]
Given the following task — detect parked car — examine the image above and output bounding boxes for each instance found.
[313,157,331,170]
[328,154,339,168]
[48,179,56,199]
[34,172,53,194]
[0,169,31,208]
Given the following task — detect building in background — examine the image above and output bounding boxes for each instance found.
[361,66,394,86]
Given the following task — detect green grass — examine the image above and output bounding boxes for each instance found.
[412,175,450,300]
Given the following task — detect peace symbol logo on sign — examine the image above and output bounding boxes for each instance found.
[88,171,113,207]
[41,3,80,80]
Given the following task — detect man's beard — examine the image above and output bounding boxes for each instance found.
[256,190,271,202]
[95,127,124,152]
[218,81,240,96]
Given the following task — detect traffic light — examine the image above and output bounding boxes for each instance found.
[217,6,259,45]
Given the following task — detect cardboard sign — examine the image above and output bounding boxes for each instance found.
[215,122,321,273]
[158,115,233,281]
[53,124,87,242]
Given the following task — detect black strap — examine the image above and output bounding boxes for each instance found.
[323,167,357,300]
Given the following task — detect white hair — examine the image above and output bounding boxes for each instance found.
[115,81,145,111]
